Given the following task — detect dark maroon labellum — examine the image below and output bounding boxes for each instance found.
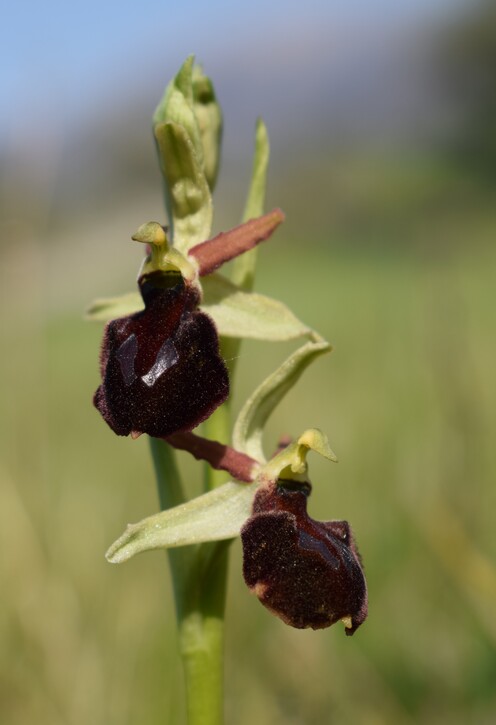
[94,271,229,438]
[241,480,368,634]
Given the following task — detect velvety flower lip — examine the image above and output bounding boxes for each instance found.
[94,270,229,438]
[241,480,368,634]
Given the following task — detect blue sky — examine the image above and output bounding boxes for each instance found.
[3,0,465,140]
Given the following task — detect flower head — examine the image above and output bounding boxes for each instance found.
[241,479,368,634]
[93,208,284,439]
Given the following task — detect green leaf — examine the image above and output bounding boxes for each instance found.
[154,121,213,251]
[192,65,223,191]
[201,273,310,341]
[231,119,270,291]
[232,338,331,462]
[106,480,258,563]
[85,292,143,322]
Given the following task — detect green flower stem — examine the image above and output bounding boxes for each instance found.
[173,539,229,725]
[150,420,230,725]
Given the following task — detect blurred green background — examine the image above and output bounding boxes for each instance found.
[1,1,495,723]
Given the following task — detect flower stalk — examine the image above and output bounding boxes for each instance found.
[150,437,227,725]
[91,55,367,725]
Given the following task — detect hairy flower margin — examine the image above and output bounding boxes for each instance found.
[91,56,368,636]
[242,478,367,634]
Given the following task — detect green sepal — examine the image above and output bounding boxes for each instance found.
[232,337,331,462]
[154,121,213,252]
[261,429,337,484]
[192,65,223,191]
[231,119,270,291]
[106,480,258,563]
[201,273,310,340]
[153,56,203,164]
[85,292,142,322]
[153,57,220,249]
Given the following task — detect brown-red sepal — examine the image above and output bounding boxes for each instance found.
[165,431,258,483]
[188,208,285,276]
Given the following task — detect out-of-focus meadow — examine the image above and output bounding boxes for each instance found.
[1,1,495,723]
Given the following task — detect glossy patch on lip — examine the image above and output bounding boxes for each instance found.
[141,338,179,387]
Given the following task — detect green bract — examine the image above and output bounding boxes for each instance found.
[191,65,223,191]
[154,121,213,252]
[153,56,217,252]
[106,481,258,563]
